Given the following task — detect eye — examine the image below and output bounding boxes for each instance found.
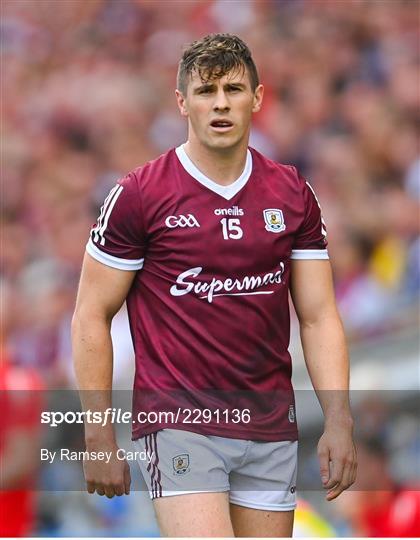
[198,87,213,94]
[228,86,242,92]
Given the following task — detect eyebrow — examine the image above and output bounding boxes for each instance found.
[225,82,247,89]
[193,83,215,93]
[193,82,247,93]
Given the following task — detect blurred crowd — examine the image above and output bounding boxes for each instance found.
[2,0,419,382]
[1,0,419,537]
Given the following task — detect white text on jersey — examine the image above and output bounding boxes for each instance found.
[165,214,200,228]
[170,263,285,303]
[214,206,244,216]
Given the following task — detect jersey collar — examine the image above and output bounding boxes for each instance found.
[175,144,252,201]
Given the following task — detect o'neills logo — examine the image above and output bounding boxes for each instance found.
[214,206,244,216]
[170,263,285,303]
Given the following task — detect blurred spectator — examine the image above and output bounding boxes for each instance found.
[0,280,44,536]
[333,436,420,537]
[8,258,76,388]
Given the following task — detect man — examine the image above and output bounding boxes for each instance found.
[72,34,356,537]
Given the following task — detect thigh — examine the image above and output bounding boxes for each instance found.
[154,492,234,537]
[230,504,294,538]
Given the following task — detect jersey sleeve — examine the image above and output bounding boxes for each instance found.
[291,173,328,260]
[86,171,146,271]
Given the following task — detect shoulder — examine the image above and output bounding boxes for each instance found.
[114,149,179,230]
[249,147,305,193]
[126,148,178,190]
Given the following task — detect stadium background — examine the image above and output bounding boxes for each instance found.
[1,0,419,536]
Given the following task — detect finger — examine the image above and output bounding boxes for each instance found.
[114,483,124,497]
[96,486,105,496]
[350,458,358,486]
[341,459,354,489]
[86,481,96,494]
[124,464,131,495]
[325,457,344,490]
[318,448,330,486]
[104,486,115,499]
[326,485,343,501]
[326,461,352,501]
[326,479,345,501]
[352,446,358,483]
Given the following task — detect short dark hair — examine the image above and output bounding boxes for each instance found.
[177,33,259,94]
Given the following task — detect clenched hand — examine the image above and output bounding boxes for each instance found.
[83,444,131,498]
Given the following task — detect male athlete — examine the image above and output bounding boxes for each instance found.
[72,34,357,537]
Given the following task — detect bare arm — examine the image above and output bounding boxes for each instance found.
[290,259,357,500]
[71,252,136,497]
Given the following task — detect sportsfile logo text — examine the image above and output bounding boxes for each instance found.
[41,407,252,427]
[41,408,132,427]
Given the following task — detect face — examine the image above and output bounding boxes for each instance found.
[176,67,264,151]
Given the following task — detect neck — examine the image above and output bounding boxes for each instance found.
[183,136,249,186]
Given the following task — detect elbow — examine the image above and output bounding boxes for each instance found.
[71,308,86,343]
[298,306,343,331]
[70,305,92,337]
[71,304,111,339]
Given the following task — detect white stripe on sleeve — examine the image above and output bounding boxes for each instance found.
[86,238,144,271]
[92,184,120,243]
[305,181,327,239]
[98,185,124,246]
[290,249,329,260]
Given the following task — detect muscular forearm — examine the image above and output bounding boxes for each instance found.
[71,310,116,444]
[301,312,357,500]
[291,260,357,499]
[71,256,134,497]
[300,311,353,425]
[71,309,131,498]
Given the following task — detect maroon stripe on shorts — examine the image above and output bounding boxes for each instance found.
[145,434,152,472]
[150,434,158,498]
[145,434,155,498]
[153,432,162,497]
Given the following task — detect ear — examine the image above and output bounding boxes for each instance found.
[252,84,264,113]
[175,89,189,117]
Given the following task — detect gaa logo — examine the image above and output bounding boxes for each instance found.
[165,214,200,229]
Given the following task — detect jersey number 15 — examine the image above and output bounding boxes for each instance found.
[220,218,243,240]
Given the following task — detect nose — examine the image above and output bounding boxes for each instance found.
[213,87,230,112]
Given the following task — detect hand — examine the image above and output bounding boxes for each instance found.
[83,444,131,498]
[317,423,357,501]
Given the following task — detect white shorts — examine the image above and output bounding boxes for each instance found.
[134,429,298,511]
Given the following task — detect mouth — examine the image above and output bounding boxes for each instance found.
[210,119,234,132]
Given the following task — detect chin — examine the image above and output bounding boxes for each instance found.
[205,135,241,151]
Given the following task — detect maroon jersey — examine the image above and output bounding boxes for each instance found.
[87,146,328,442]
